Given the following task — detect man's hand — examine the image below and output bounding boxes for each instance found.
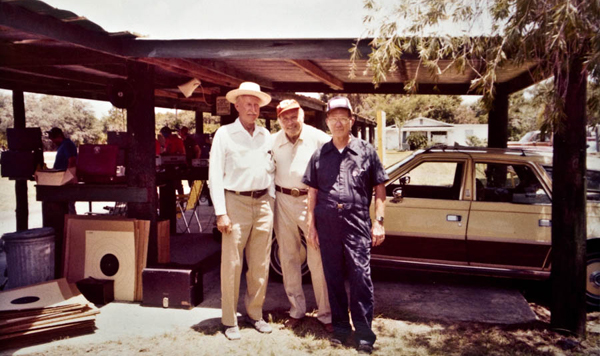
[216,214,232,234]
[307,224,319,249]
[371,221,385,247]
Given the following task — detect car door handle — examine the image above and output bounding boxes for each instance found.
[447,214,462,222]
[539,219,552,227]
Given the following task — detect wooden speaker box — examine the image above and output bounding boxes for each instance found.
[142,263,203,309]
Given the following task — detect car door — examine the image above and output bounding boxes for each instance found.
[467,161,552,271]
[372,156,471,266]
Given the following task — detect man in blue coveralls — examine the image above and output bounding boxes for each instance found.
[302,96,388,354]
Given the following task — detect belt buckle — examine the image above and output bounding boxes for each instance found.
[291,188,300,197]
[251,190,258,198]
[336,203,344,210]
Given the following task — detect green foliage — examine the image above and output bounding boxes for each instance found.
[466,135,488,147]
[0,92,102,148]
[320,93,485,127]
[355,0,600,134]
[406,132,428,149]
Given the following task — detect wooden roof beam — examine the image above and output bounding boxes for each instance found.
[0,2,122,55]
[140,58,238,90]
[0,43,124,67]
[286,59,343,90]
[193,59,274,90]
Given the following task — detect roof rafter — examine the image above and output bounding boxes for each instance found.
[286,59,344,90]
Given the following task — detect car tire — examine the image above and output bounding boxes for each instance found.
[269,231,311,283]
[586,244,600,311]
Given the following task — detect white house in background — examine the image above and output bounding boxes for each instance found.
[397,117,488,150]
[385,124,400,150]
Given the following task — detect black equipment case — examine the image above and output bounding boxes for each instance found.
[142,263,203,309]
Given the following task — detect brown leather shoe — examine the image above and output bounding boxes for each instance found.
[320,322,334,333]
[283,317,303,329]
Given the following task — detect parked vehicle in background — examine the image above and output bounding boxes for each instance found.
[507,130,552,150]
[372,146,600,308]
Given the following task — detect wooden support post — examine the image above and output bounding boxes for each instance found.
[195,109,204,134]
[13,90,28,231]
[487,86,509,148]
[126,62,159,265]
[361,124,367,141]
[351,122,359,137]
[551,57,587,336]
[369,125,375,145]
[265,118,271,131]
[315,111,327,132]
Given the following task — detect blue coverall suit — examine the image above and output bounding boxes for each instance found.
[302,137,388,345]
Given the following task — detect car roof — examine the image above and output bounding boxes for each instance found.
[418,145,553,163]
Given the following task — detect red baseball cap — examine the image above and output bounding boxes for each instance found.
[276,99,301,117]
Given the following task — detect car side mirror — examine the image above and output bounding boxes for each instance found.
[400,176,410,185]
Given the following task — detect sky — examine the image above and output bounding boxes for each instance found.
[6,0,481,117]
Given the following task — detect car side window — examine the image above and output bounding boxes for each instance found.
[387,161,464,200]
[475,162,550,204]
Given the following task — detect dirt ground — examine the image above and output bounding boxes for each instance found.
[4,268,600,356]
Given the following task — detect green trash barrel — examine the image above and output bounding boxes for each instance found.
[2,227,55,290]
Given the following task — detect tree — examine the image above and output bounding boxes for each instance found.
[0,92,103,148]
[357,0,600,336]
[321,93,484,126]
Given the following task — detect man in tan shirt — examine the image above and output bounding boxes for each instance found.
[209,82,275,340]
[271,99,333,332]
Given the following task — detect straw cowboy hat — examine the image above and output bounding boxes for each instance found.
[225,82,271,107]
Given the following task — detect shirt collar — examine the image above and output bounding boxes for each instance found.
[231,118,265,137]
[322,135,359,155]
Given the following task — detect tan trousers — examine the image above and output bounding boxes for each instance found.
[274,191,331,324]
[221,191,274,327]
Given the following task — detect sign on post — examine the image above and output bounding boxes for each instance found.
[216,97,230,116]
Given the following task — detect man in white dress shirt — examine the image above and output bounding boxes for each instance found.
[271,99,333,332]
[209,82,274,340]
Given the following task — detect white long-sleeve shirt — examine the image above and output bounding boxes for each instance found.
[209,118,274,216]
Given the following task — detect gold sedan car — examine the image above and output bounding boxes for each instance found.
[371,146,600,308]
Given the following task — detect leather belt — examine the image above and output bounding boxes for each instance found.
[226,188,268,198]
[275,185,308,197]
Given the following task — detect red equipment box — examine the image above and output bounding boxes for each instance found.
[76,144,122,183]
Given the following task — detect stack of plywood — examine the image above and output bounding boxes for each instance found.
[0,278,99,347]
[63,215,155,302]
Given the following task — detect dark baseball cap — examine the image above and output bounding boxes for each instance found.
[46,127,63,138]
[326,96,353,114]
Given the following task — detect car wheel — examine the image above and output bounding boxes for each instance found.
[586,249,600,310]
[269,231,310,283]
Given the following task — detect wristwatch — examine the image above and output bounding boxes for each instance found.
[375,216,384,224]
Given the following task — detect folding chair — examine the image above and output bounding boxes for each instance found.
[176,180,203,233]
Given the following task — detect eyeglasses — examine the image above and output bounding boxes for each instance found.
[327,116,352,124]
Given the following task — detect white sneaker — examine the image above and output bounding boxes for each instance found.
[224,325,241,340]
[248,318,272,334]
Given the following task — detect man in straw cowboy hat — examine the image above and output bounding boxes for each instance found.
[271,99,333,332]
[209,82,275,340]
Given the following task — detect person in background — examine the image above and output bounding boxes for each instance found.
[160,126,185,155]
[160,126,185,195]
[46,127,78,214]
[303,96,388,354]
[47,127,77,170]
[180,126,201,188]
[209,82,274,341]
[271,99,332,332]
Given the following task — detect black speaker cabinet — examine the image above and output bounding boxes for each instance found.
[7,127,43,151]
[1,150,38,179]
[142,263,203,309]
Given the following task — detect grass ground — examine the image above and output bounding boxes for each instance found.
[18,305,600,356]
